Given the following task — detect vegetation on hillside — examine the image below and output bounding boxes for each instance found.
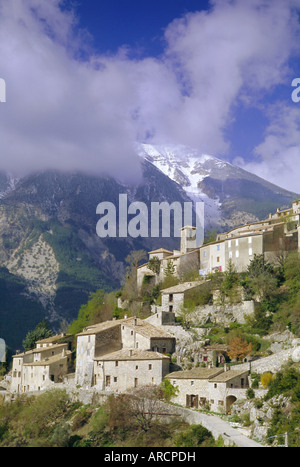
[0,387,220,447]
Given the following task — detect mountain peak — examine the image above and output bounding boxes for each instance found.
[136,142,298,230]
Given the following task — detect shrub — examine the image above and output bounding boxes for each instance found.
[260,372,273,389]
[246,388,255,400]
[174,424,215,447]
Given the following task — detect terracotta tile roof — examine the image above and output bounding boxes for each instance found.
[95,349,169,361]
[76,320,120,336]
[23,351,71,366]
[77,317,174,340]
[123,317,174,339]
[161,281,207,295]
[209,369,249,382]
[166,368,223,380]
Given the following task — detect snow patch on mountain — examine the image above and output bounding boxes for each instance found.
[0,173,19,199]
[136,143,223,227]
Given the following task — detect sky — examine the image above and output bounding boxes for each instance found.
[0,0,300,191]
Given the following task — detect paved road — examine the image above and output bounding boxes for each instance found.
[191,411,264,447]
[160,403,264,447]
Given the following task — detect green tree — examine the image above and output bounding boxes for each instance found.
[158,379,179,402]
[148,256,161,275]
[68,289,113,335]
[203,230,217,245]
[22,320,53,351]
[164,260,175,278]
[218,259,241,305]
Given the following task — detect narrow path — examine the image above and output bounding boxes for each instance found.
[160,402,265,447]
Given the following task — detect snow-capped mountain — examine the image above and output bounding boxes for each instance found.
[137,143,298,230]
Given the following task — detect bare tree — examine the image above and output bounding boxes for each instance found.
[128,386,162,433]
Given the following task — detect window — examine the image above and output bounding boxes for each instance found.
[134,378,138,388]
[217,256,220,262]
[169,294,173,302]
[115,361,118,367]
[229,251,233,259]
[217,244,220,251]
[191,381,194,386]
[136,365,139,370]
[248,237,252,244]
[114,377,117,383]
[228,240,231,248]
[236,251,239,258]
[235,239,239,246]
[249,248,253,256]
[203,251,207,258]
[149,364,152,370]
[131,330,134,336]
[214,383,217,388]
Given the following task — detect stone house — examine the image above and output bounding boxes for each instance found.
[75,317,175,390]
[167,366,250,414]
[11,335,73,394]
[93,349,170,392]
[137,200,300,289]
[160,281,208,315]
[137,227,200,290]
[196,344,229,367]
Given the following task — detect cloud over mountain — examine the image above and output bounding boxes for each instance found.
[0,0,299,190]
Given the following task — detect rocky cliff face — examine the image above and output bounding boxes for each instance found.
[0,160,192,349]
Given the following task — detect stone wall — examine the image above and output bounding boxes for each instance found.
[235,346,298,374]
[190,300,255,326]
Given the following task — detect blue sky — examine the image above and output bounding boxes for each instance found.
[0,0,300,191]
[73,0,210,57]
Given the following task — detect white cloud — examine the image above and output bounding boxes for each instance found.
[0,0,299,190]
[236,103,300,193]
[0,0,142,183]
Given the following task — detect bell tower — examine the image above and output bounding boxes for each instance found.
[180,225,197,254]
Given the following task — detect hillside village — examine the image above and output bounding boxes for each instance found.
[2,199,300,445]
